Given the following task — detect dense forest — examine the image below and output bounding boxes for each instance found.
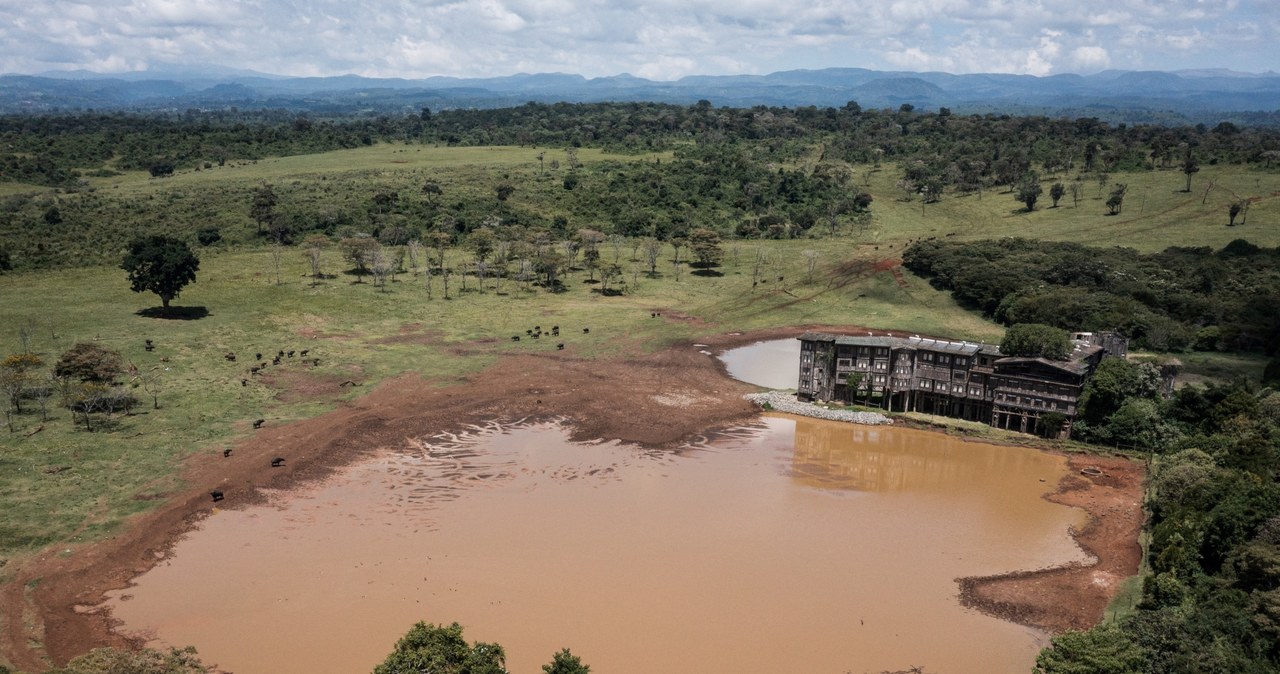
[4,102,1280,187]
[1038,375,1280,672]
[902,238,1280,355]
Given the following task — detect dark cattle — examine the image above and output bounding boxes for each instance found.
[278,350,285,358]
[535,326,541,331]
[557,343,564,350]
[241,379,248,386]
[272,356,281,366]
[300,349,309,356]
[311,358,320,366]
[512,335,520,341]
[255,353,263,361]
[250,367,260,375]
[526,329,533,335]
[552,325,559,331]
[651,312,656,318]
[225,352,236,361]
[532,333,539,339]
[583,328,590,334]
[210,490,224,502]
[223,448,233,458]
[271,457,285,467]
[287,350,295,357]
[253,419,265,429]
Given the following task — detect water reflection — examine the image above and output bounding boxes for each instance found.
[104,417,1086,674]
[719,338,800,389]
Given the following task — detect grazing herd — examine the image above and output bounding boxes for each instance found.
[205,341,320,504]
[207,316,631,506]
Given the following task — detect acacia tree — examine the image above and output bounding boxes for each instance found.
[121,236,199,310]
[302,233,331,281]
[1049,182,1066,208]
[1016,172,1043,211]
[339,235,380,282]
[687,227,723,268]
[1,353,42,414]
[250,184,277,234]
[1181,146,1200,192]
[1106,183,1128,215]
[642,238,662,276]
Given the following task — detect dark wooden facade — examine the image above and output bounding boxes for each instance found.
[797,331,1127,438]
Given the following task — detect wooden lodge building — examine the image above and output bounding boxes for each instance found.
[796,331,1128,437]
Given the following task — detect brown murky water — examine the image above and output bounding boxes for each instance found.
[719,338,800,389]
[104,417,1086,674]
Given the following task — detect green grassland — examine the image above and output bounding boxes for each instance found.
[0,143,1275,587]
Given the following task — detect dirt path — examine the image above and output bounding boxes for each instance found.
[0,326,1145,671]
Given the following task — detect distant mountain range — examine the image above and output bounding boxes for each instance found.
[3,66,1279,125]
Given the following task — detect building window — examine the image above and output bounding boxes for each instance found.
[837,358,851,368]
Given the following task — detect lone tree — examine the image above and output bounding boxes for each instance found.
[687,227,723,268]
[1049,182,1066,208]
[250,184,278,234]
[121,235,199,311]
[999,323,1071,360]
[1106,183,1128,215]
[1181,146,1200,193]
[1016,172,1043,211]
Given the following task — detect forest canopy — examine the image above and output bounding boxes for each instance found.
[903,238,1280,354]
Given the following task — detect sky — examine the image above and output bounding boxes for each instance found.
[1,0,1276,80]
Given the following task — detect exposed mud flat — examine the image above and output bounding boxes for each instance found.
[104,417,1087,674]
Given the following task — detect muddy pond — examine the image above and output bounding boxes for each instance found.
[104,414,1086,674]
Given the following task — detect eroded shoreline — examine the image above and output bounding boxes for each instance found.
[0,326,1145,672]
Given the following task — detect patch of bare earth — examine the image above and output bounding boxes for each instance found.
[958,453,1146,633]
[0,324,1144,670]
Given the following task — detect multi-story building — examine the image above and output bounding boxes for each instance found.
[796,330,1127,437]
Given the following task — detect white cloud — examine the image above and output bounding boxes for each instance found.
[0,0,1272,77]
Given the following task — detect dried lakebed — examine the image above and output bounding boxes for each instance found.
[104,416,1088,674]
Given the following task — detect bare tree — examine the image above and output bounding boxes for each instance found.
[302,234,330,282]
[802,250,820,283]
[1201,177,1218,205]
[642,238,662,276]
[369,248,395,290]
[609,234,625,263]
[140,367,164,410]
[269,242,284,285]
[406,239,424,274]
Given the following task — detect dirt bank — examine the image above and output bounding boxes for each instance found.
[0,325,1144,671]
[958,453,1146,632]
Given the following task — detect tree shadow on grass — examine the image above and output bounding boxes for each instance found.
[135,306,210,320]
[691,268,724,277]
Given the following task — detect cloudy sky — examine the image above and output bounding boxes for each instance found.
[1,0,1275,80]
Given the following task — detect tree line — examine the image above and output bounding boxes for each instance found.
[3,102,1279,188]
[903,238,1280,355]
